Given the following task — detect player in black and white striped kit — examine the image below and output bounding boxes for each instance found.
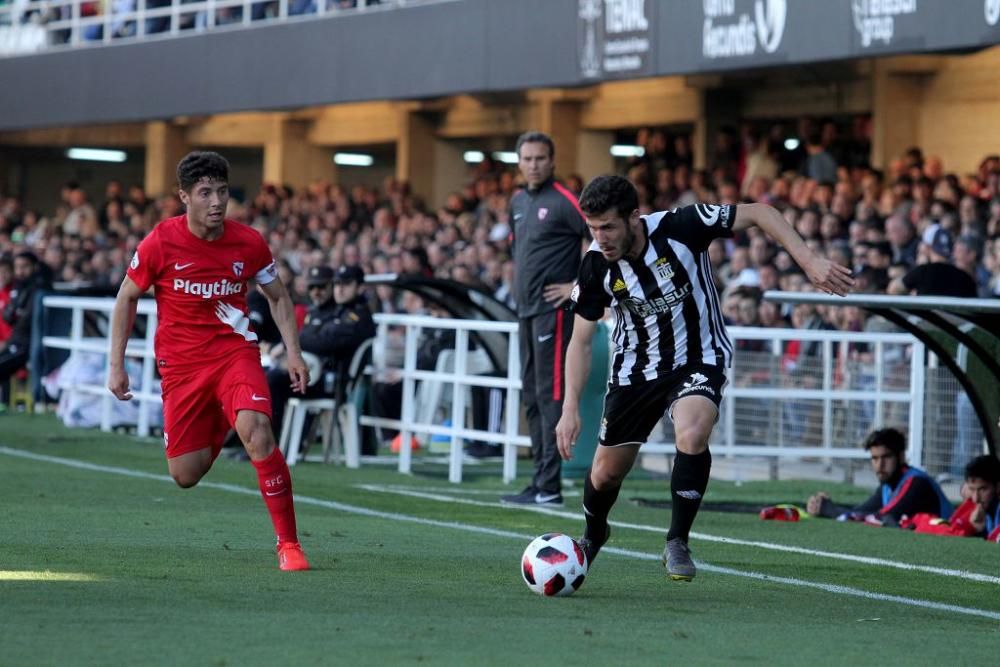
[556,175,853,581]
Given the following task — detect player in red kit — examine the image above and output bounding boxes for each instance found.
[108,151,310,571]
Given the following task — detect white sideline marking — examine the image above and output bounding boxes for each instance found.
[358,484,1000,587]
[3,446,999,622]
[368,485,581,498]
[602,543,1000,623]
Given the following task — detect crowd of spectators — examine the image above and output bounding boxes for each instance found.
[2,0,392,45]
[1,119,998,343]
[1,116,998,470]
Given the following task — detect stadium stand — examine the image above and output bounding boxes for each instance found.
[2,1,998,480]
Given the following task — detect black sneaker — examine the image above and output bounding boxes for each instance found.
[465,442,502,459]
[578,524,611,567]
[500,487,564,507]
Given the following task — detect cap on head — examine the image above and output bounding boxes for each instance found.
[306,265,335,287]
[921,223,953,259]
[334,265,365,285]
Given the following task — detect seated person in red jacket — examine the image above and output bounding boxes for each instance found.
[960,455,1000,541]
[900,456,1000,537]
[806,427,953,526]
[0,258,14,343]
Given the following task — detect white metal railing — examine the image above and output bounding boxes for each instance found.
[360,319,927,480]
[0,0,442,55]
[362,312,529,484]
[41,295,161,435]
[39,295,934,484]
[652,327,926,465]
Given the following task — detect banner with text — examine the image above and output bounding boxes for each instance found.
[577,0,655,80]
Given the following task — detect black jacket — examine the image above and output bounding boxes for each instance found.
[3,273,48,349]
[247,289,282,345]
[902,262,978,298]
[510,177,589,318]
[298,295,376,368]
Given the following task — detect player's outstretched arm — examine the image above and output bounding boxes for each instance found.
[108,276,143,401]
[734,203,855,296]
[556,315,598,461]
[259,278,309,394]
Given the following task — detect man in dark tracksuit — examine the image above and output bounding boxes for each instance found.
[268,265,376,440]
[502,131,589,506]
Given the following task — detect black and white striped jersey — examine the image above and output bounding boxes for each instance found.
[571,204,736,386]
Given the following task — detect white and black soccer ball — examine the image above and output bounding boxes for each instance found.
[520,533,588,597]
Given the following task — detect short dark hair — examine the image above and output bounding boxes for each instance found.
[176,151,230,192]
[965,455,1000,484]
[863,427,906,455]
[579,174,639,221]
[14,250,39,266]
[514,131,554,160]
[871,241,892,257]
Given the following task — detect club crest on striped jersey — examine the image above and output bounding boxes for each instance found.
[537,207,549,221]
[232,261,244,277]
[653,257,675,281]
[695,204,731,228]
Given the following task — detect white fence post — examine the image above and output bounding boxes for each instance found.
[822,338,833,463]
[448,328,469,483]
[874,340,885,424]
[908,340,926,468]
[100,303,116,432]
[397,324,418,474]
[137,310,158,438]
[502,327,520,484]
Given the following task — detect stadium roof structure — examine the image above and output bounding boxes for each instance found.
[764,291,1000,458]
[2,0,1000,130]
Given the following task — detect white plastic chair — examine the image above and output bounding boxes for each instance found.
[278,339,373,467]
[413,346,493,451]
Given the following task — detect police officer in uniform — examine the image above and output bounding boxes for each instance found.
[268,265,375,441]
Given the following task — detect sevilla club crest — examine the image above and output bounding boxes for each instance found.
[537,207,548,221]
[232,261,244,277]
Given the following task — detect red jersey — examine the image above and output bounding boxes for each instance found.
[0,284,12,342]
[127,216,278,368]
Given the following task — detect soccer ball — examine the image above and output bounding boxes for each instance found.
[520,533,588,597]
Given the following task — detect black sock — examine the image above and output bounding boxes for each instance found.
[667,449,712,543]
[583,472,620,543]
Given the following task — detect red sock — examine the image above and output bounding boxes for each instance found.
[251,448,298,545]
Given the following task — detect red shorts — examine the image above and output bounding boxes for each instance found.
[160,348,272,459]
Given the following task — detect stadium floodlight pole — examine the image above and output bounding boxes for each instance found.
[763,291,1000,458]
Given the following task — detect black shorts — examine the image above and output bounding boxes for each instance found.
[598,364,728,447]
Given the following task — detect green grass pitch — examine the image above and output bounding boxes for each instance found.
[1,414,997,666]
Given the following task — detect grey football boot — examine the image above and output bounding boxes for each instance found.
[663,537,696,582]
